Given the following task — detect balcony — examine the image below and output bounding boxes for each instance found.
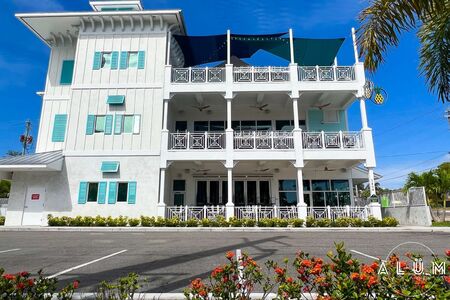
[168,130,364,151]
[170,65,356,84]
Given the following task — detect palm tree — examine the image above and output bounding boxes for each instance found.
[357,0,449,103]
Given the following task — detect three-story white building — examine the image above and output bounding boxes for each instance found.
[1,1,380,226]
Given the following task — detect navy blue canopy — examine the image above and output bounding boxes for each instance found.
[173,33,345,67]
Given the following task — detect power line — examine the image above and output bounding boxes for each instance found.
[379,153,447,178]
[378,150,449,158]
[378,165,442,183]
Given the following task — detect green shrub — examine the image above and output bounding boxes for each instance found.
[229,217,243,227]
[381,216,399,227]
[215,215,229,227]
[94,216,107,227]
[289,218,304,227]
[140,216,155,227]
[115,216,128,227]
[200,218,210,227]
[305,216,317,227]
[274,218,290,227]
[128,218,140,227]
[258,218,275,227]
[316,218,332,227]
[333,217,351,227]
[83,216,95,226]
[186,218,199,227]
[153,216,166,227]
[165,217,181,227]
[106,216,118,227]
[242,218,256,227]
[349,218,363,227]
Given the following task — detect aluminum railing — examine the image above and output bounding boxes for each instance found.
[233,67,290,82]
[166,205,226,220]
[171,67,226,83]
[169,132,226,150]
[308,206,370,220]
[234,131,294,150]
[298,66,355,81]
[302,131,364,149]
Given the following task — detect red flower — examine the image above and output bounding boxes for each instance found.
[191,278,204,290]
[303,286,310,292]
[301,259,312,267]
[199,289,207,297]
[16,282,25,290]
[27,279,34,287]
[73,280,79,289]
[211,266,223,277]
[446,250,450,257]
[347,259,354,265]
[413,276,426,289]
[286,277,293,283]
[370,262,379,271]
[444,276,450,284]
[314,276,325,284]
[19,271,29,277]
[297,267,305,275]
[310,264,322,275]
[362,264,375,274]
[274,267,285,276]
[367,276,378,288]
[350,273,359,281]
[225,251,234,260]
[399,261,407,269]
[360,273,368,281]
[3,274,15,281]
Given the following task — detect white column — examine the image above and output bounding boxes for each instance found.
[351,27,359,64]
[162,98,169,131]
[289,28,295,64]
[166,30,172,65]
[226,98,232,130]
[296,168,307,221]
[227,29,231,65]
[157,168,166,217]
[226,168,234,219]
[359,98,368,129]
[368,167,376,196]
[292,98,299,130]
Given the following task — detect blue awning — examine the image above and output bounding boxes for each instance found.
[107,95,125,105]
[101,161,120,173]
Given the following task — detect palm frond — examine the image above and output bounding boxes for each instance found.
[417,2,450,103]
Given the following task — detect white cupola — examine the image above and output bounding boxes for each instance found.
[89,1,144,12]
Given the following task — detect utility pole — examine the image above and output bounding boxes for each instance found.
[20,120,32,155]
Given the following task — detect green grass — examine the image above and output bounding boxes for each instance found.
[432,221,450,227]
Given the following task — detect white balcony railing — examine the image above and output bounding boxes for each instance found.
[233,67,290,83]
[302,131,364,149]
[169,132,226,150]
[308,206,370,220]
[171,67,226,83]
[234,131,294,150]
[298,66,355,81]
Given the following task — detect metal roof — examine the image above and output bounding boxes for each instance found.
[0,150,63,166]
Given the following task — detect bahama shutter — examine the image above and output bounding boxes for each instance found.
[97,182,107,204]
[119,51,128,69]
[93,52,102,70]
[110,51,119,69]
[127,182,137,204]
[86,115,95,135]
[78,182,88,204]
[60,60,75,85]
[108,182,117,204]
[137,51,145,69]
[51,114,67,142]
[114,115,123,134]
[104,115,113,135]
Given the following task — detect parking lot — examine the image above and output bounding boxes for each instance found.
[0,230,448,292]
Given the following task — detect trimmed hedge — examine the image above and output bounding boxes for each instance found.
[0,216,5,226]
[47,215,399,228]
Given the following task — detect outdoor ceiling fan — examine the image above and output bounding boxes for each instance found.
[312,103,331,110]
[193,168,211,173]
[255,168,270,172]
[250,103,269,111]
[191,104,211,112]
[324,166,347,172]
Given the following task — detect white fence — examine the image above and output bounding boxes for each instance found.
[381,187,427,207]
[303,131,364,149]
[165,205,373,220]
[169,132,226,150]
[0,198,7,216]
[234,131,294,150]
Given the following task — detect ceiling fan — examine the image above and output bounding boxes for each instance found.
[312,103,331,110]
[255,168,270,172]
[324,166,347,172]
[250,103,269,111]
[192,104,211,112]
[193,168,211,173]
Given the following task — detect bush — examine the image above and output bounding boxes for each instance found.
[350,217,363,227]
[316,218,332,227]
[258,218,275,227]
[229,217,243,227]
[94,216,107,227]
[306,216,317,227]
[333,217,352,227]
[186,218,199,227]
[165,217,181,227]
[95,273,140,300]
[381,216,399,227]
[289,218,304,227]
[106,216,118,227]
[140,216,155,227]
[128,218,140,227]
[153,217,166,227]
[200,218,210,227]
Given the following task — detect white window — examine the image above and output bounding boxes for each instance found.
[122,115,140,134]
[323,110,339,123]
[101,52,112,68]
[95,116,106,133]
[128,52,138,68]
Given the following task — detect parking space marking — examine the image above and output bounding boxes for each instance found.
[0,248,21,254]
[350,249,381,261]
[48,249,127,278]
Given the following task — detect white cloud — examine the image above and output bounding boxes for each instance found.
[13,0,64,11]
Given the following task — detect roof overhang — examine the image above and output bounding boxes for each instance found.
[16,9,186,47]
[90,1,143,12]
[0,151,64,172]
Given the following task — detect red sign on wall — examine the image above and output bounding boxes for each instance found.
[31,194,40,200]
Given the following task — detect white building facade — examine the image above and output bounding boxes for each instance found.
[1,1,380,226]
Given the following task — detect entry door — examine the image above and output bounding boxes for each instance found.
[234,181,245,206]
[247,181,257,205]
[22,187,45,226]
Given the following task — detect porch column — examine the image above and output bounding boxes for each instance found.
[157,168,166,217]
[289,28,295,64]
[225,97,234,161]
[368,167,376,196]
[359,98,368,129]
[296,167,307,221]
[226,168,234,219]
[292,98,300,130]
[368,167,382,220]
[163,98,169,131]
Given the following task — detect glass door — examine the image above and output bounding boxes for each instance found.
[209,181,220,205]
[247,181,257,205]
[234,181,245,206]
[259,181,271,205]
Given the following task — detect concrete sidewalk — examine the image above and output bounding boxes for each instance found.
[1,226,449,233]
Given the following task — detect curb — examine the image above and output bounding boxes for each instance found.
[1,226,449,233]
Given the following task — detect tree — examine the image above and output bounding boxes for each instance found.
[357,0,449,103]
[6,150,21,157]
[404,163,450,220]
[0,180,10,198]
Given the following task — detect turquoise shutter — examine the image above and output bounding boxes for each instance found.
[86,115,95,135]
[93,52,102,70]
[60,60,75,85]
[111,51,119,70]
[98,182,107,204]
[119,51,128,69]
[105,115,113,135]
[51,114,67,142]
[114,115,123,134]
[137,51,145,69]
[108,182,117,204]
[78,182,88,204]
[128,182,137,204]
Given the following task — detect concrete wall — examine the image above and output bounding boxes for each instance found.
[5,155,160,226]
[382,206,432,226]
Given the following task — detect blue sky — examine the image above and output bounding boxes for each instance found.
[0,0,448,188]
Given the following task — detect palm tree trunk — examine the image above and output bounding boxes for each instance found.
[444,196,447,222]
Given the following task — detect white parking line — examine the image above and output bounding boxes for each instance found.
[0,248,21,254]
[350,249,382,261]
[48,249,127,279]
